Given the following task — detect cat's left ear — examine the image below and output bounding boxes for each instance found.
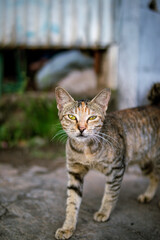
[90,88,111,112]
[55,87,75,111]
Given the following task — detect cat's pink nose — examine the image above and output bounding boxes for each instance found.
[78,126,86,133]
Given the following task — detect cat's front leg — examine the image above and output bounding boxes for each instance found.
[55,164,88,240]
[94,166,125,222]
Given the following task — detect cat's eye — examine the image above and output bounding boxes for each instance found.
[88,116,97,121]
[68,114,76,120]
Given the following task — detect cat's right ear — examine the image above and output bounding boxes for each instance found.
[90,88,111,112]
[55,87,75,111]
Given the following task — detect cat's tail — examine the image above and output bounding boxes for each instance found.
[148,83,160,105]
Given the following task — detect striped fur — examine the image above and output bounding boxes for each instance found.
[55,83,160,239]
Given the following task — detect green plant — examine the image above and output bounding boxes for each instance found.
[0,94,61,147]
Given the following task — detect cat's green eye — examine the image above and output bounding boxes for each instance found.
[68,114,76,120]
[88,116,97,121]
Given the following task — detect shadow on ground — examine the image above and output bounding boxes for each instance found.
[0,147,160,240]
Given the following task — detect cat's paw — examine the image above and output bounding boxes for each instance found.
[137,194,152,203]
[93,211,109,222]
[55,227,74,239]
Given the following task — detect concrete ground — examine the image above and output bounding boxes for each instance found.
[0,161,160,240]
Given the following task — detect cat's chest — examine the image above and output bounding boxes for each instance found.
[84,146,98,164]
[68,144,105,168]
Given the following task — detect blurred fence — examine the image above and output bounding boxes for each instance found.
[0,0,114,48]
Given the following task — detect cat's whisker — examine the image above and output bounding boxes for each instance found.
[98,132,119,148]
[52,130,65,139]
[57,133,68,143]
[58,134,68,143]
[91,135,99,146]
[51,129,66,141]
[93,135,101,145]
[94,133,115,150]
[98,132,119,147]
[95,132,118,148]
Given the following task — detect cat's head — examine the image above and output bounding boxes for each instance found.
[55,87,111,141]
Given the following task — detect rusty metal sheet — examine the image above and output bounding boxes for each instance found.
[0,0,113,48]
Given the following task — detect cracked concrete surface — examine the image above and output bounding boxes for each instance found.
[0,163,159,240]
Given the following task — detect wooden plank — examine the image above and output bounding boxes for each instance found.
[100,45,118,90]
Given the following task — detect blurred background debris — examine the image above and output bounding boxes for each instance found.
[35,50,95,93]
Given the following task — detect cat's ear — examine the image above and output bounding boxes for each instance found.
[90,88,111,112]
[55,87,75,111]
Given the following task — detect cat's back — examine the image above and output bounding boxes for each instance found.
[106,104,160,163]
[112,104,160,130]
[111,82,160,133]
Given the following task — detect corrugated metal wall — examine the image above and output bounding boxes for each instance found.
[0,0,113,48]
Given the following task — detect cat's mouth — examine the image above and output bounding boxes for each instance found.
[77,133,87,138]
[77,135,87,138]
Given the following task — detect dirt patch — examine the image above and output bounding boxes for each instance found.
[0,143,65,172]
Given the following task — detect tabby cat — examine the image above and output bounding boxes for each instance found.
[55,83,160,239]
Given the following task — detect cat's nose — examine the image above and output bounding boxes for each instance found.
[78,126,86,134]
